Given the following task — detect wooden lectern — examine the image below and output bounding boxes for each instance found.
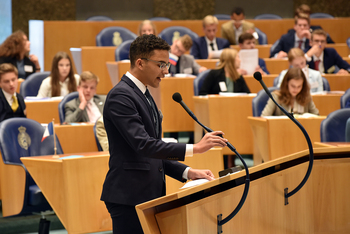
[136,146,350,233]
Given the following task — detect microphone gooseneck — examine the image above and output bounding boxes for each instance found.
[254,72,314,204]
[173,92,250,229]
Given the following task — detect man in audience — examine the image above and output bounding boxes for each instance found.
[238,32,269,75]
[0,63,26,122]
[64,71,105,123]
[221,7,256,45]
[305,29,350,74]
[169,34,207,75]
[191,15,230,59]
[270,14,311,58]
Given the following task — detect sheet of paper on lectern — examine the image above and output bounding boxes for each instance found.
[239,49,258,75]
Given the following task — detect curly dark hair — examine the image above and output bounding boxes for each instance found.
[0,30,27,60]
[129,34,170,68]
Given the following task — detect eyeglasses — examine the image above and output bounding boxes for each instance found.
[141,58,171,71]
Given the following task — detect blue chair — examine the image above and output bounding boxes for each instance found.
[86,15,113,21]
[254,14,282,20]
[94,117,103,151]
[115,39,134,61]
[213,14,231,20]
[149,17,171,21]
[270,39,280,56]
[193,69,211,96]
[58,92,79,124]
[346,118,350,142]
[252,87,279,116]
[347,37,350,49]
[320,109,350,142]
[158,26,199,46]
[310,13,334,19]
[322,77,330,91]
[341,88,350,108]
[0,118,63,218]
[255,27,268,45]
[96,26,137,46]
[20,71,50,98]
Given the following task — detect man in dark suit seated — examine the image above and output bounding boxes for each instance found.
[191,15,230,59]
[305,29,350,74]
[238,32,270,75]
[100,34,228,234]
[0,63,26,122]
[64,71,105,123]
[270,14,312,58]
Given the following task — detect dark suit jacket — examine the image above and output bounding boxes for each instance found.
[287,26,334,44]
[307,48,350,74]
[101,75,188,206]
[259,58,269,74]
[0,56,36,79]
[191,37,230,59]
[199,68,251,95]
[270,31,311,58]
[0,89,26,122]
[64,95,106,123]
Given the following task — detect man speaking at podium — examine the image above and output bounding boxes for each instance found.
[101,34,228,234]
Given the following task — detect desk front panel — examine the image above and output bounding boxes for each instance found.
[25,100,60,124]
[312,93,342,115]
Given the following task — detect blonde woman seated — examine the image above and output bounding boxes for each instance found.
[199,48,250,95]
[276,48,323,93]
[138,20,157,36]
[261,67,319,116]
[37,51,79,98]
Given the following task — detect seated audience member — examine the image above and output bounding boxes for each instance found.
[261,67,319,116]
[0,30,40,79]
[199,48,250,95]
[292,4,334,44]
[138,20,157,36]
[64,71,105,123]
[95,116,109,151]
[270,14,311,58]
[0,63,26,122]
[191,15,230,59]
[169,34,207,75]
[221,7,256,45]
[305,29,350,74]
[276,48,323,93]
[37,51,79,98]
[238,32,269,75]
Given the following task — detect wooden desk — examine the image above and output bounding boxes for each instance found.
[248,116,326,165]
[244,74,277,93]
[314,142,350,148]
[312,92,343,115]
[193,95,256,155]
[264,58,289,74]
[323,74,350,91]
[25,99,61,123]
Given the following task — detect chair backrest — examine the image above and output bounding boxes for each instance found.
[115,40,134,61]
[341,88,350,108]
[58,91,79,124]
[322,77,330,91]
[347,37,350,49]
[213,14,231,20]
[255,27,268,45]
[252,87,280,116]
[20,71,50,98]
[310,13,334,19]
[320,109,350,142]
[96,26,137,46]
[86,15,113,21]
[93,118,103,151]
[0,118,63,164]
[270,39,280,56]
[149,17,171,21]
[254,14,282,20]
[346,118,350,142]
[193,69,211,96]
[158,26,199,46]
[273,76,279,87]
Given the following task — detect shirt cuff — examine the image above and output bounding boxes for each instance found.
[304,54,312,62]
[182,167,191,180]
[185,144,193,157]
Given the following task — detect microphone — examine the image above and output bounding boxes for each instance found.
[172,92,198,122]
[253,71,314,204]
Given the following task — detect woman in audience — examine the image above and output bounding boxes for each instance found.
[261,67,319,116]
[276,48,323,93]
[199,48,250,95]
[138,20,157,36]
[37,51,79,98]
[0,30,40,79]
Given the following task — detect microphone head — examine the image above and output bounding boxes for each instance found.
[253,71,262,81]
[172,92,182,103]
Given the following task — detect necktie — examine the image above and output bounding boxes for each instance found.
[145,89,159,137]
[298,40,303,49]
[86,102,99,123]
[314,60,320,71]
[209,42,215,51]
[11,95,19,112]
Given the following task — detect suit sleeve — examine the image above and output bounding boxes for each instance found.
[307,100,319,115]
[261,92,278,116]
[191,40,201,59]
[96,117,109,151]
[332,50,350,72]
[192,58,201,75]
[270,38,284,58]
[199,70,216,95]
[64,100,85,123]
[259,59,270,74]
[235,76,251,93]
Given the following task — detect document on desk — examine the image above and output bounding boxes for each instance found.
[239,49,258,75]
[180,178,210,189]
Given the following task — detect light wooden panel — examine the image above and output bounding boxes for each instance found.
[25,99,61,124]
